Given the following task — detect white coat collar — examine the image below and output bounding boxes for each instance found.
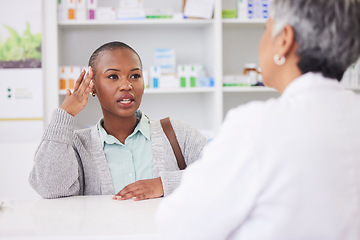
[281,72,342,98]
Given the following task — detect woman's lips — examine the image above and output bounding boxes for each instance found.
[117,94,135,108]
[119,99,132,104]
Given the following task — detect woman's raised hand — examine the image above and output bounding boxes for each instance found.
[60,66,94,116]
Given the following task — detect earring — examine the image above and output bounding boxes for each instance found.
[92,92,96,97]
[274,54,286,65]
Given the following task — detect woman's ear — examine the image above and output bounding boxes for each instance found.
[277,24,296,58]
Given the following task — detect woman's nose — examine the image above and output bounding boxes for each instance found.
[119,79,132,91]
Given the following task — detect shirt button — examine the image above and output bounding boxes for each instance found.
[129,173,133,177]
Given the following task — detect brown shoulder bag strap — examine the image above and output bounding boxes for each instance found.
[160,117,187,170]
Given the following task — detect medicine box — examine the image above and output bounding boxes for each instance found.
[87,0,97,20]
[154,49,176,74]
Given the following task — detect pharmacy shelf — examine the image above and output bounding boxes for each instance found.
[144,87,215,94]
[223,86,276,92]
[58,19,214,27]
[222,18,266,24]
[59,88,216,95]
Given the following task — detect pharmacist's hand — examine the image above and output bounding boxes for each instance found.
[112,177,164,201]
[60,67,94,116]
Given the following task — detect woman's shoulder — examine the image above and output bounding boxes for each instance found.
[148,116,193,132]
[149,116,205,142]
[74,125,99,142]
[75,127,94,135]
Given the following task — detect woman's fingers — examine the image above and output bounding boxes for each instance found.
[65,88,72,97]
[115,184,141,200]
[82,75,94,98]
[112,178,164,201]
[73,68,86,91]
[85,80,94,97]
[76,66,93,95]
[133,194,147,201]
[117,182,137,195]
[59,67,94,116]
[113,183,142,200]
[113,190,148,201]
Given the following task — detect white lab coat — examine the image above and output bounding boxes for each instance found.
[156,72,360,240]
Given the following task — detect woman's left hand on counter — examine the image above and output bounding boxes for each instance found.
[112,177,164,201]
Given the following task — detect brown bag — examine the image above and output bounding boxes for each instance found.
[160,117,187,170]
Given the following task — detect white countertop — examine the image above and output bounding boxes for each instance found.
[0,195,162,240]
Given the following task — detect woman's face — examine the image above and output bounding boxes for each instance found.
[93,48,144,119]
[259,18,277,88]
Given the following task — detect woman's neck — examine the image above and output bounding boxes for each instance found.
[273,55,302,94]
[102,113,139,144]
[276,69,302,94]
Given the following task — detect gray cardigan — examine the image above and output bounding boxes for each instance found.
[29,108,207,199]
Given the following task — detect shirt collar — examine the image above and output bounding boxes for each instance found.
[134,110,151,140]
[281,72,341,98]
[97,119,116,147]
[97,110,151,147]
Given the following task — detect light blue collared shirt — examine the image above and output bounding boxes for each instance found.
[97,111,153,194]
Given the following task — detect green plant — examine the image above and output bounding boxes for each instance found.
[0,22,42,61]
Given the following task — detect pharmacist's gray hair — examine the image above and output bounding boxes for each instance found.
[270,0,360,81]
[88,41,142,75]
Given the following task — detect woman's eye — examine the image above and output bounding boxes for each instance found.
[130,74,141,79]
[108,74,118,80]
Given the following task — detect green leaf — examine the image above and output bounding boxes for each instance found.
[0,22,42,62]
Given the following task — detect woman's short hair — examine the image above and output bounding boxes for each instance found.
[270,0,360,81]
[88,41,142,73]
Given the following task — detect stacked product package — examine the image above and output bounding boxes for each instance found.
[57,0,180,21]
[148,48,214,89]
[237,0,270,20]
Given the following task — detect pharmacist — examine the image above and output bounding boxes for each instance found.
[156,0,360,239]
